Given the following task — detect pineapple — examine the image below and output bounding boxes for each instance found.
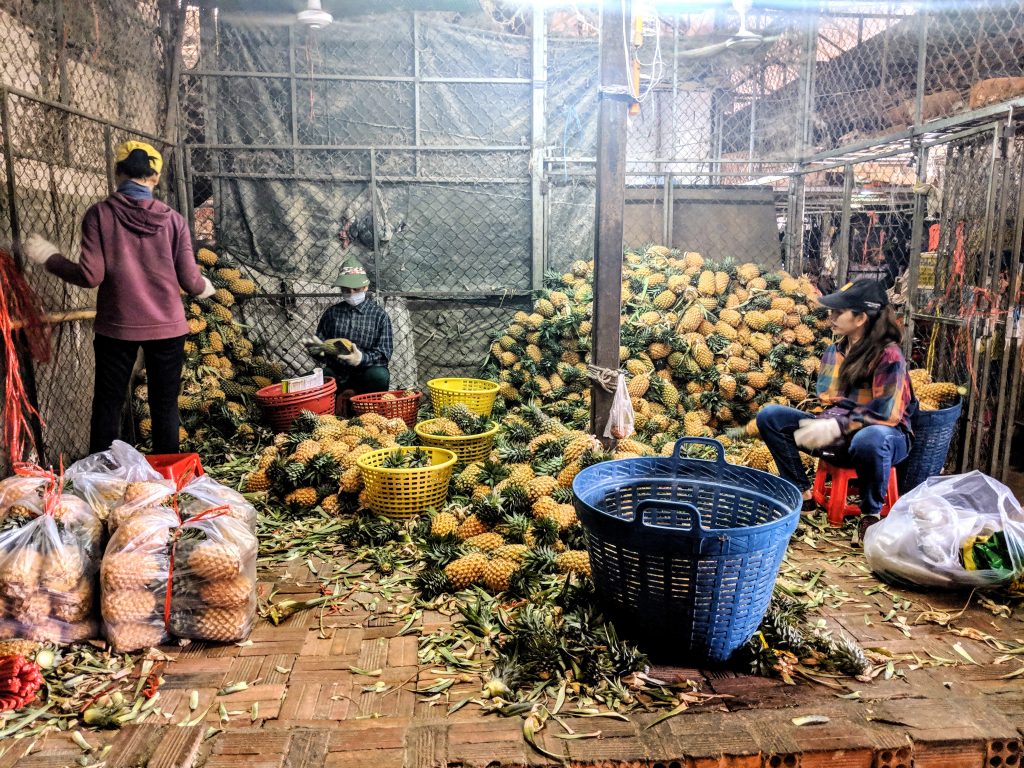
[196,247,218,267]
[444,553,488,589]
[456,514,489,540]
[465,532,506,552]
[430,511,459,538]
[244,469,270,492]
[285,487,318,508]
[483,557,519,593]
[781,382,808,402]
[555,550,591,577]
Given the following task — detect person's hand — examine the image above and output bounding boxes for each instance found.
[336,343,362,367]
[303,336,327,358]
[197,277,216,299]
[794,418,841,450]
[22,233,60,266]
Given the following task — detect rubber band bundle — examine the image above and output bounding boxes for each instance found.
[0,463,103,644]
[100,471,257,653]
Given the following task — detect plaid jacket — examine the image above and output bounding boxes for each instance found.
[816,340,914,435]
[315,298,393,368]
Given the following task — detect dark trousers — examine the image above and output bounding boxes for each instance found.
[325,364,390,395]
[756,404,910,516]
[91,333,185,455]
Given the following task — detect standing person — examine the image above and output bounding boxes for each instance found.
[308,257,393,403]
[21,141,214,454]
[756,280,915,525]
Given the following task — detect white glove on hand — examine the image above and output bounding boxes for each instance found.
[197,277,216,300]
[302,336,327,357]
[336,344,363,367]
[794,418,842,450]
[22,233,60,266]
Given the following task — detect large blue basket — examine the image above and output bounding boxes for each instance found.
[572,437,801,664]
[898,398,962,493]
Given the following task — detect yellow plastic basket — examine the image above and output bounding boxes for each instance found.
[415,420,499,464]
[356,446,457,520]
[427,377,500,417]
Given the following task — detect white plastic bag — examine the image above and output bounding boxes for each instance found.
[604,373,635,441]
[0,466,103,643]
[66,441,173,530]
[864,470,1024,588]
[100,499,258,653]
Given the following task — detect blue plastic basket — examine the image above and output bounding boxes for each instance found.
[898,398,962,493]
[571,437,801,664]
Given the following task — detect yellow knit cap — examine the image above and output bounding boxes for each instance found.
[114,140,163,175]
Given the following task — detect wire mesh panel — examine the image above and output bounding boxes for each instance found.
[0,0,172,468]
[182,11,537,390]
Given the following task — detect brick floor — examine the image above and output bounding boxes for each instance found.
[2,528,1022,767]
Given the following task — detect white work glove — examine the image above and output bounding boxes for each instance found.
[22,233,61,266]
[794,418,842,450]
[302,336,327,357]
[197,277,216,300]
[336,344,362,367]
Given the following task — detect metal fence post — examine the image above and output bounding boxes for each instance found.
[836,164,854,285]
[904,141,928,358]
[591,0,627,442]
[530,3,546,290]
[960,125,1002,473]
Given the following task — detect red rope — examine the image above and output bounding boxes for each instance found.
[0,249,50,463]
[0,655,43,713]
[162,471,230,633]
[12,459,63,516]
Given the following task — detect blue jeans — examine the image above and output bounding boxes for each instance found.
[755,405,911,516]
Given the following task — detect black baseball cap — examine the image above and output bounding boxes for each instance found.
[816,279,889,313]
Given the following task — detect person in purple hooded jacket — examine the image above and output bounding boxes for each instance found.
[21,141,215,455]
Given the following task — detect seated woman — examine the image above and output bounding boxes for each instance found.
[756,279,915,524]
[310,257,393,401]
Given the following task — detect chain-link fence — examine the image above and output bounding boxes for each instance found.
[1,0,1022,478]
[0,0,175,469]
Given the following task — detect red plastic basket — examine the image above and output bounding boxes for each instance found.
[349,390,422,428]
[256,378,337,433]
[146,453,204,483]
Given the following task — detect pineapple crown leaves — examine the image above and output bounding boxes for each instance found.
[477,459,511,487]
[396,429,419,446]
[291,410,322,435]
[302,452,340,487]
[498,512,534,544]
[498,484,532,516]
[471,490,507,527]
[414,567,453,599]
[530,516,561,548]
[494,436,531,465]
[420,536,466,568]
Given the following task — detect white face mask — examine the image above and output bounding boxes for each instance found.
[343,291,366,307]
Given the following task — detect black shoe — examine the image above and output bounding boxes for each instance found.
[801,497,818,513]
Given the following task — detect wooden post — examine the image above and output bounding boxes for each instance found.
[590,0,628,441]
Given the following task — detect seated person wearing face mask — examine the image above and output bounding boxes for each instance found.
[308,257,393,395]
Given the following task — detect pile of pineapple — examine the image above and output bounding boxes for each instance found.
[909,369,965,411]
[132,247,283,448]
[415,404,609,597]
[487,246,832,449]
[241,410,415,513]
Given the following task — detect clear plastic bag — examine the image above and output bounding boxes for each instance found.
[178,475,256,532]
[604,373,636,441]
[864,470,1024,588]
[66,441,173,531]
[100,496,258,653]
[0,467,103,644]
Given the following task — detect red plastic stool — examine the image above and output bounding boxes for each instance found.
[146,453,204,483]
[812,459,899,526]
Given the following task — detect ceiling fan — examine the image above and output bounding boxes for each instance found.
[297,0,333,29]
[678,0,779,59]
